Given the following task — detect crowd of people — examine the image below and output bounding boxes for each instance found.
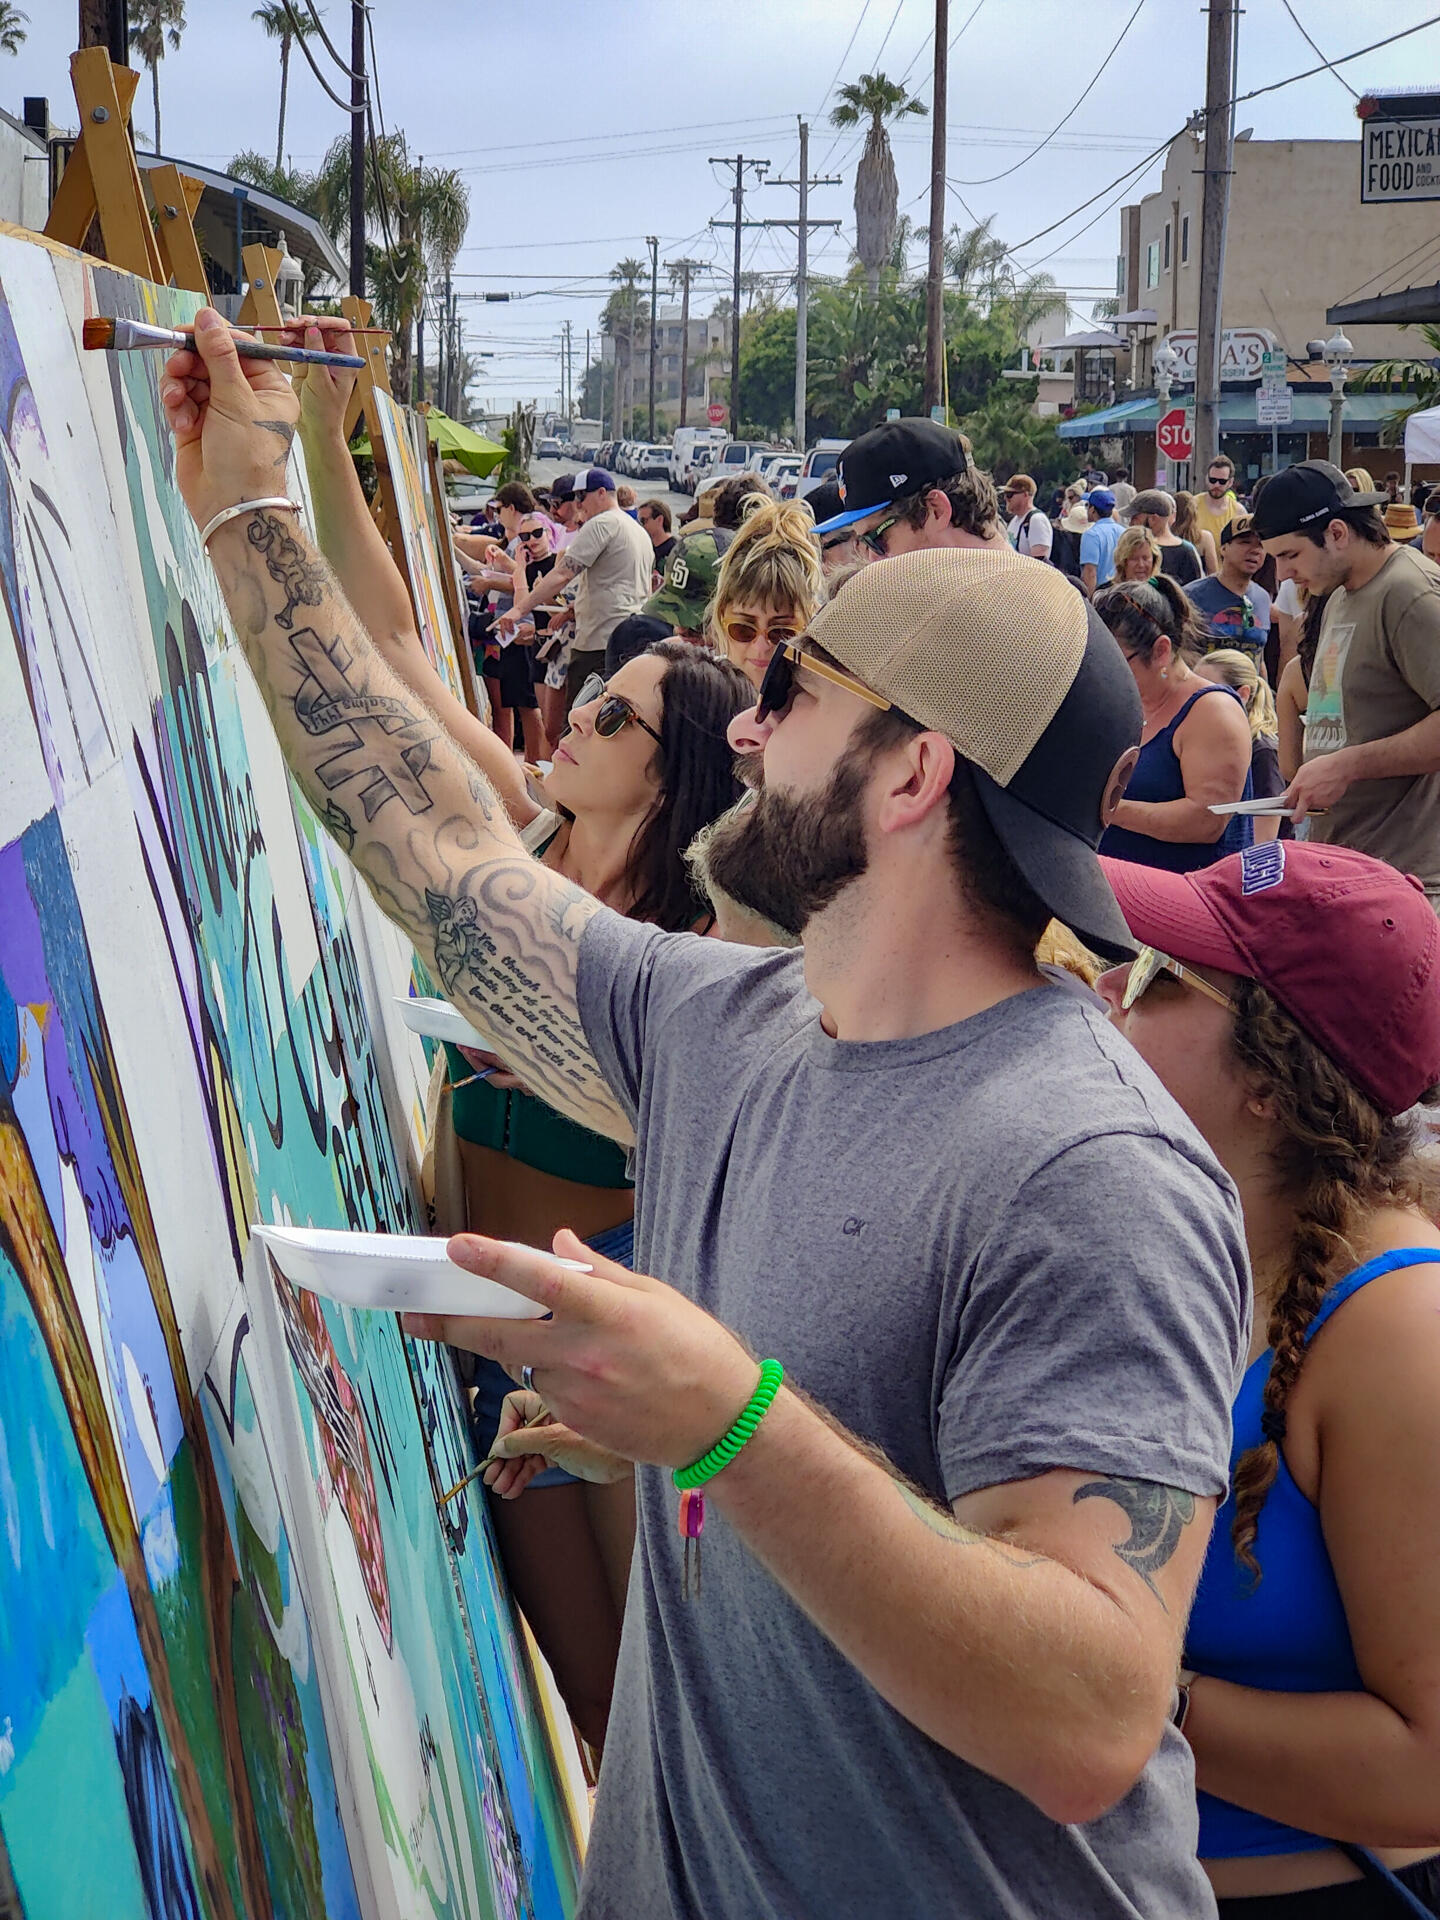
[163,305,1440,1920]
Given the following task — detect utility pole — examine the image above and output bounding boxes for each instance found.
[78,0,128,63]
[766,121,841,448]
[709,155,769,434]
[646,235,659,440]
[1194,0,1237,478]
[923,0,949,418]
[665,258,704,428]
[348,0,366,298]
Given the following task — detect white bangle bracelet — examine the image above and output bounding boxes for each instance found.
[199,496,303,547]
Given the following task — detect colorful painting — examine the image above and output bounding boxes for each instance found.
[0,228,580,1919]
[370,390,469,706]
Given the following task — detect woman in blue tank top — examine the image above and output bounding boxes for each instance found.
[1098,840,1440,1917]
[1095,576,1256,871]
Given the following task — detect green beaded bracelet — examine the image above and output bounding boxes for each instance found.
[672,1359,785,1490]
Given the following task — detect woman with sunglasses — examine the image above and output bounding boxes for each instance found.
[292,323,754,1753]
[1097,842,1440,1918]
[710,495,824,689]
[1096,575,1256,871]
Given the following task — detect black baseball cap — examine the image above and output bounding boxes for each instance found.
[1251,459,1387,540]
[814,419,971,533]
[805,479,844,530]
[1220,513,1262,547]
[550,472,577,500]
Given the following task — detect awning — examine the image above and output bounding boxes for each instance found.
[1039,329,1128,352]
[1111,308,1158,326]
[137,152,346,286]
[1057,390,1417,439]
[1328,285,1440,329]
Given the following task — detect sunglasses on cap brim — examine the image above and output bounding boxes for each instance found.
[754,642,895,723]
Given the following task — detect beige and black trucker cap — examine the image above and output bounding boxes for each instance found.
[805,547,1142,959]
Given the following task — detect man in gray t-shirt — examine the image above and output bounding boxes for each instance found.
[404,552,1248,1919]
[171,356,1246,1920]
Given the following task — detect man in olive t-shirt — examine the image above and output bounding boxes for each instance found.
[1256,460,1440,894]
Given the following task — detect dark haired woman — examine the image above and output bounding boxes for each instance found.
[1098,842,1440,1917]
[292,321,754,1755]
[1096,574,1255,870]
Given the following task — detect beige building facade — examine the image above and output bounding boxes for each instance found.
[1120,132,1439,379]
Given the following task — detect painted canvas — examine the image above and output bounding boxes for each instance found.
[0,227,581,1919]
[370,391,469,709]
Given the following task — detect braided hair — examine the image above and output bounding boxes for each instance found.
[1093,573,1204,663]
[1227,979,1439,1575]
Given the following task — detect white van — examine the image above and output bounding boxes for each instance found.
[670,426,726,492]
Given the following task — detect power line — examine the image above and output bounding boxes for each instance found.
[949,0,1147,186]
[425,116,794,162]
[276,0,355,112]
[1233,10,1440,107]
[814,0,877,119]
[1279,0,1358,98]
[296,0,364,80]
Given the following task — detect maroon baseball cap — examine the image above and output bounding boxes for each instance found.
[1101,841,1440,1116]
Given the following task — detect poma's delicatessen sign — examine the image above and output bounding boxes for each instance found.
[1359,91,1440,204]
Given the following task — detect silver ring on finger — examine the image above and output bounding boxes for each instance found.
[521,1364,536,1394]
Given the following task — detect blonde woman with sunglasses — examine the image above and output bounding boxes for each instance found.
[710,495,825,689]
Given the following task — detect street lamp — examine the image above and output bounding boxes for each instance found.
[1323,328,1353,469]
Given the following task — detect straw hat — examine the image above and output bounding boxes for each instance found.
[1384,502,1420,539]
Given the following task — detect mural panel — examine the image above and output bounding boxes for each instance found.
[0,232,580,1919]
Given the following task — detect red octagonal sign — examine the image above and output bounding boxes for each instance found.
[1156,406,1193,461]
[708,402,727,426]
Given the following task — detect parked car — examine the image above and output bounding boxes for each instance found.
[633,444,671,481]
[713,440,760,479]
[536,436,564,460]
[764,455,802,491]
[670,426,726,491]
[682,445,717,492]
[795,439,848,501]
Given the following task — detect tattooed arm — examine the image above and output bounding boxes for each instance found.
[161,309,629,1141]
[286,316,535,825]
[710,1399,1215,1824]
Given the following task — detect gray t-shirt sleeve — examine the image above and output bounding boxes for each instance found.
[938,1130,1249,1503]
[576,911,789,1122]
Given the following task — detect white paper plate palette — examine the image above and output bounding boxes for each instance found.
[394,995,487,1048]
[252,1223,589,1316]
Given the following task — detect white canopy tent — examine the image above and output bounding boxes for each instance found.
[1405,405,1440,466]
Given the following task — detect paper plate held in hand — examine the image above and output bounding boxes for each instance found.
[394,995,486,1048]
[252,1224,589,1316]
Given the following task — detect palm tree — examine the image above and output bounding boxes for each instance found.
[317,132,469,402]
[128,0,186,154]
[0,4,28,55]
[607,257,646,436]
[829,72,927,300]
[252,2,322,171]
[1355,325,1440,443]
[941,216,1008,302]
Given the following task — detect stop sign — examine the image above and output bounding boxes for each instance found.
[707,402,726,426]
[1156,407,1193,461]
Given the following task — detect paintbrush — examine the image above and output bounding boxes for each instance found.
[82,315,364,369]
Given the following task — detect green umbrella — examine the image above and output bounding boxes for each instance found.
[352,404,506,478]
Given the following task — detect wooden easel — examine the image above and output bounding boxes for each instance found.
[44,47,207,295]
[341,295,486,723]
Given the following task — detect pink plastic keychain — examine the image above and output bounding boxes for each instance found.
[677,1489,705,1600]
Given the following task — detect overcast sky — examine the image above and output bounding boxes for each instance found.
[17,1,1440,415]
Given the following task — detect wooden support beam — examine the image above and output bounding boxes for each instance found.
[236,242,285,330]
[44,49,163,281]
[149,163,208,294]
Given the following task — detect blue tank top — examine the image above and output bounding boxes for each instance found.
[1187,1247,1440,1858]
[1099,683,1254,871]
